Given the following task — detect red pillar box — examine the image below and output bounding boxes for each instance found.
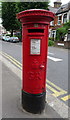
[17,9,54,114]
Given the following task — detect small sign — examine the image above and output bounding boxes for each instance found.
[30,39,41,55]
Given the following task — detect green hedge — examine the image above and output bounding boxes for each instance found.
[56,21,70,41]
[49,37,54,41]
[48,40,54,46]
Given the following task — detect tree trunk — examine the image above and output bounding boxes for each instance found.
[11,29,13,37]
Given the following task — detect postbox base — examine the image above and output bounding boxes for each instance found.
[22,90,46,114]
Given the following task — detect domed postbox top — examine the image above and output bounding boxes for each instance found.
[17,9,55,24]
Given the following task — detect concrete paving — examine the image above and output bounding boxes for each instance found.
[1,63,62,119]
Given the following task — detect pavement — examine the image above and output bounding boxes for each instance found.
[0,51,69,119]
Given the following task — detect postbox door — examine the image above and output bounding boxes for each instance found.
[23,27,48,94]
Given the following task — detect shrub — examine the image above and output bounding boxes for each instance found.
[48,40,54,46]
[56,21,70,41]
[56,27,67,41]
[49,37,54,41]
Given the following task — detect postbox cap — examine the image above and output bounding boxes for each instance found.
[17,9,55,24]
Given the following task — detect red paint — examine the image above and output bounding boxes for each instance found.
[17,9,54,94]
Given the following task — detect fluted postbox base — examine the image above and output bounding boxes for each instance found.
[22,90,46,114]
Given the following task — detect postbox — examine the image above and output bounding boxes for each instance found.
[17,9,54,114]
